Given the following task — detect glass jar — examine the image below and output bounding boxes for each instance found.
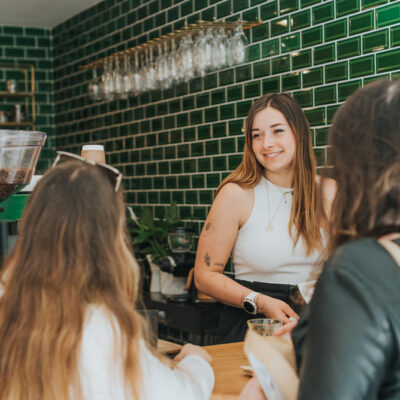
[0,111,8,123]
[7,80,17,93]
[168,226,194,252]
[12,105,25,122]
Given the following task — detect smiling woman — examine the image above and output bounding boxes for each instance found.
[194,93,336,343]
[250,106,296,188]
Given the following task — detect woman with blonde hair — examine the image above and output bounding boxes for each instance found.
[194,93,335,343]
[0,155,213,400]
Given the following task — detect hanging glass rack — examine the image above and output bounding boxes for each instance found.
[79,19,263,70]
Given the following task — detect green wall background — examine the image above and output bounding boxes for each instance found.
[2,0,400,232]
[0,26,55,170]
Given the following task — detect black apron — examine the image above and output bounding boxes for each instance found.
[216,279,299,344]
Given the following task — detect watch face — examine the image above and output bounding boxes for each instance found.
[243,300,255,314]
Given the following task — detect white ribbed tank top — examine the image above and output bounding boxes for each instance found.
[232,177,323,284]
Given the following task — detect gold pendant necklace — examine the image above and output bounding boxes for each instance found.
[265,180,292,232]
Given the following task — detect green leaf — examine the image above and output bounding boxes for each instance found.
[128,203,182,264]
[140,207,155,228]
[164,202,180,225]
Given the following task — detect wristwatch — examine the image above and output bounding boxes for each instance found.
[242,291,260,315]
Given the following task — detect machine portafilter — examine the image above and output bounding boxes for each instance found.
[159,252,195,277]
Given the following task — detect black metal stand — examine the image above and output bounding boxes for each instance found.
[143,292,223,345]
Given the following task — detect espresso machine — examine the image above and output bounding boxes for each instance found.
[0,130,47,263]
[159,226,195,301]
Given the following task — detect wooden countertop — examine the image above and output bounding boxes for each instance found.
[157,338,182,356]
[158,339,250,398]
[203,341,250,399]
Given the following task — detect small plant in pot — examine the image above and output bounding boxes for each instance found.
[128,203,181,264]
[128,203,182,294]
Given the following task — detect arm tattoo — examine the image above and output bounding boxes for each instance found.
[203,222,214,236]
[205,252,211,267]
[214,262,224,267]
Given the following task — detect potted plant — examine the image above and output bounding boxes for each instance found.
[128,202,181,264]
[128,203,181,293]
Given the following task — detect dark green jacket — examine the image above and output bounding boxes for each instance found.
[293,238,400,400]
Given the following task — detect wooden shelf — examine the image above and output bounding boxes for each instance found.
[0,91,33,98]
[0,121,34,128]
[0,63,36,130]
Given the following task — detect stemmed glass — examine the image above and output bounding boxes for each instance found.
[212,28,229,69]
[88,22,250,100]
[177,35,195,82]
[155,43,164,88]
[146,47,157,91]
[168,38,179,85]
[176,36,187,83]
[100,58,114,101]
[161,41,172,89]
[120,53,131,98]
[139,52,148,91]
[232,25,248,64]
[193,30,206,77]
[183,35,194,81]
[88,67,101,101]
[226,29,235,67]
[131,50,142,95]
[203,28,214,72]
[112,56,123,98]
[155,41,171,89]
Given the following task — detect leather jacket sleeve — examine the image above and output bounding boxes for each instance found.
[293,257,394,400]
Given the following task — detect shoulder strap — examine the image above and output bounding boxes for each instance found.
[378,234,400,267]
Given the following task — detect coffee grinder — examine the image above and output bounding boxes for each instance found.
[0,130,47,263]
[159,226,195,301]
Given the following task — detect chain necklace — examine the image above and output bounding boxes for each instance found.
[265,180,293,232]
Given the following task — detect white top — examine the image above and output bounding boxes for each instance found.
[79,306,214,400]
[232,177,323,284]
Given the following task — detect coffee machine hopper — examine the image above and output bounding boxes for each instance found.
[0,130,47,263]
[159,226,196,301]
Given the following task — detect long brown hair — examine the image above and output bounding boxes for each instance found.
[218,93,323,255]
[327,79,400,254]
[0,161,147,400]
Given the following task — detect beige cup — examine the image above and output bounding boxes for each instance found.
[81,144,105,163]
[247,318,282,336]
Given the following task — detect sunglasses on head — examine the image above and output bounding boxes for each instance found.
[52,151,123,192]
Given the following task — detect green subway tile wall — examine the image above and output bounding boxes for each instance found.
[49,0,400,232]
[0,26,55,171]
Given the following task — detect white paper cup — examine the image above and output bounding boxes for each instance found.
[81,144,105,163]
